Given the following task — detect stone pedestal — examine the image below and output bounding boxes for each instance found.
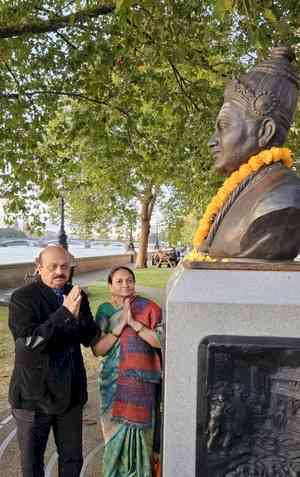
[163,263,300,477]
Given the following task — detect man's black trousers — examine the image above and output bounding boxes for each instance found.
[12,405,83,477]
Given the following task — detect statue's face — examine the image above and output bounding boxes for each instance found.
[208,102,261,175]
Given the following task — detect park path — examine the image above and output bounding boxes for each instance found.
[0,377,104,477]
[0,269,165,476]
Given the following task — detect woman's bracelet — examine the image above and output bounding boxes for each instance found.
[111,330,120,338]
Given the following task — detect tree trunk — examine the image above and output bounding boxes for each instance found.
[135,190,156,268]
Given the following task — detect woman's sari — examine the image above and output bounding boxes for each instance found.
[96,295,162,477]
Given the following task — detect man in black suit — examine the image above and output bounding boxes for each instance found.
[8,245,100,477]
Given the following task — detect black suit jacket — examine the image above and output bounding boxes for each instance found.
[8,278,100,414]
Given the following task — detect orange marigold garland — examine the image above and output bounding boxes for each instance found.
[188,147,293,260]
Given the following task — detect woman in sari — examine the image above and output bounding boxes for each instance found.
[92,266,162,477]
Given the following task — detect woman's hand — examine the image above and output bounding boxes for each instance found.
[110,298,130,337]
[125,298,133,325]
[126,299,144,333]
[92,301,130,357]
[126,298,161,348]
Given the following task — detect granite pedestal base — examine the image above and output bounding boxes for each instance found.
[163,264,300,477]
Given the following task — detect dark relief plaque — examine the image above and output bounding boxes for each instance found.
[196,336,300,477]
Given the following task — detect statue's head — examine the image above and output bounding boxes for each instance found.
[208,47,299,175]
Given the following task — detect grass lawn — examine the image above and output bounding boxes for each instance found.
[0,307,14,404]
[88,266,173,313]
[134,267,173,288]
[0,266,174,403]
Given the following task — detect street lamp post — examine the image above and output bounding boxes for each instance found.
[154,222,160,250]
[58,195,68,250]
[127,226,135,252]
[127,225,135,263]
[58,194,75,284]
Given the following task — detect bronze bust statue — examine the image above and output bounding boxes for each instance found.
[195,46,300,260]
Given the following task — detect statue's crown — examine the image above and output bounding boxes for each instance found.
[224,47,299,132]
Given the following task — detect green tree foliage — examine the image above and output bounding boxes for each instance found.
[1,0,300,261]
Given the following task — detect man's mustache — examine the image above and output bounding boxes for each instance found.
[53,275,66,279]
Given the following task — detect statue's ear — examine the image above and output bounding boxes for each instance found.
[258,117,276,147]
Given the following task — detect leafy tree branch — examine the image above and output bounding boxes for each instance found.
[0,4,115,39]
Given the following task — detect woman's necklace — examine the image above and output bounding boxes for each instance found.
[189,147,293,259]
[111,295,124,308]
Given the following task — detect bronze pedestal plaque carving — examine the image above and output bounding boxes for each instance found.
[197,336,300,476]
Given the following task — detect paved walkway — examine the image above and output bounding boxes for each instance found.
[0,376,104,477]
[72,269,111,286]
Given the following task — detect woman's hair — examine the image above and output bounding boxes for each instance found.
[107,266,136,284]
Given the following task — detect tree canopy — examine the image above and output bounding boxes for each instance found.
[1,0,300,260]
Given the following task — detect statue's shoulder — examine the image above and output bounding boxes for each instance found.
[208,163,300,259]
[238,166,300,259]
[251,164,300,221]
